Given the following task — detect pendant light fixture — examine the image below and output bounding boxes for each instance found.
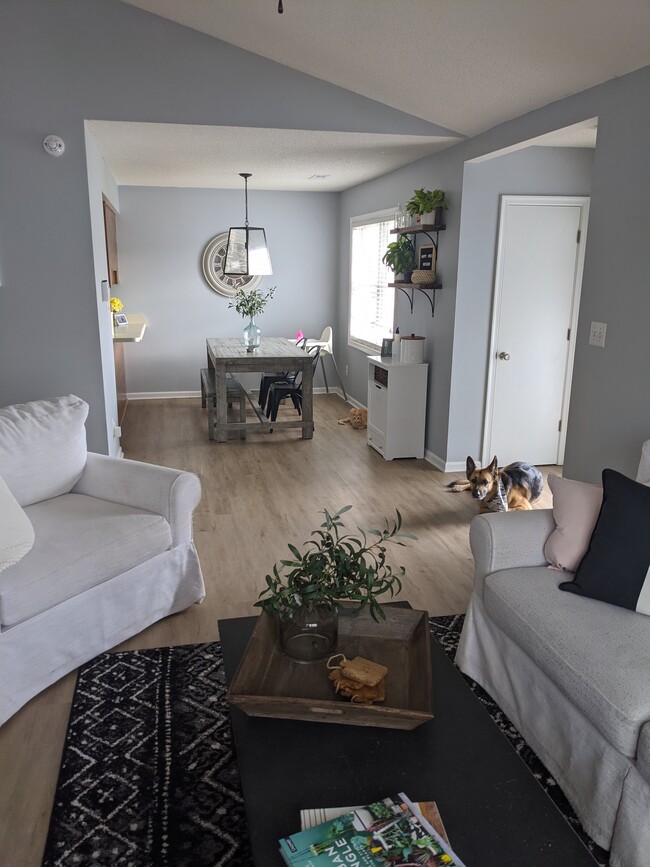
[223,172,273,277]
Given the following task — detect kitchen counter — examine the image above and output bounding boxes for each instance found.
[112,313,148,343]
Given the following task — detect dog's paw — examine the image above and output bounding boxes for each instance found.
[450,483,465,492]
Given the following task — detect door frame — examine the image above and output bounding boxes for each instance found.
[482,195,590,466]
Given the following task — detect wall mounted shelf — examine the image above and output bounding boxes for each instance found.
[389,223,446,316]
[389,281,441,316]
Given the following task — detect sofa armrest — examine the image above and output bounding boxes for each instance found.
[72,452,201,546]
[469,509,556,599]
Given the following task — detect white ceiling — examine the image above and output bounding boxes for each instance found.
[86,121,459,191]
[97,0,644,190]
[120,0,650,136]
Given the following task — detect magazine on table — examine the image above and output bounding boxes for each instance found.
[279,791,466,866]
[299,800,449,844]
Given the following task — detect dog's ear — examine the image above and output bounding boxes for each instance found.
[488,456,499,477]
[466,456,476,479]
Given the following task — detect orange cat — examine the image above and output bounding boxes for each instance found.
[338,408,368,430]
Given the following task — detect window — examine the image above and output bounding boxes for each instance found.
[348,210,395,352]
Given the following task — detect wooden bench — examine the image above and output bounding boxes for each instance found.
[200,368,247,441]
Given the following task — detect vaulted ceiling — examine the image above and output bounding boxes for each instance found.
[97,1,649,189]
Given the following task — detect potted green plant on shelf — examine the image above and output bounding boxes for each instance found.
[228,285,276,351]
[255,505,415,662]
[382,235,416,282]
[405,188,448,225]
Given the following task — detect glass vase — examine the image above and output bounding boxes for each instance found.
[243,316,261,352]
[279,605,338,663]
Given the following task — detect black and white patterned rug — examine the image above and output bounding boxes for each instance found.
[42,615,609,866]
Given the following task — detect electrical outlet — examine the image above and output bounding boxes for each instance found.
[113,423,122,439]
[345,364,349,376]
[589,321,607,347]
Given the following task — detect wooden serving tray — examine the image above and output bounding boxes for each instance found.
[227,607,433,730]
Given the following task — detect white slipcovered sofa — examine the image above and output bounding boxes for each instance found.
[0,395,205,726]
[456,444,650,867]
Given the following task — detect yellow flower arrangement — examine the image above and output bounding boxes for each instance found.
[109,297,123,313]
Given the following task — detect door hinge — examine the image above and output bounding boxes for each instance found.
[576,229,581,244]
[558,419,562,432]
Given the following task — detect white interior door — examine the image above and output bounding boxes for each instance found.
[485,196,589,467]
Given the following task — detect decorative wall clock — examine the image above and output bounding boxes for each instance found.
[201,232,263,298]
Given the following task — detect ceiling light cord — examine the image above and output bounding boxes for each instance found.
[278,0,283,12]
[240,171,251,227]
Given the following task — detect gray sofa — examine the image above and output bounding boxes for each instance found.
[455,452,650,867]
[0,395,205,726]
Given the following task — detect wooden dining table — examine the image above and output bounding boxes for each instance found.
[206,337,314,442]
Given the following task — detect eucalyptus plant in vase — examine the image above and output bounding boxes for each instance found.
[228,285,276,351]
[255,505,415,662]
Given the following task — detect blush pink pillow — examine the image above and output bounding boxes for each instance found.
[544,474,603,572]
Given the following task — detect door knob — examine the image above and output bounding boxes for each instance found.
[498,351,511,361]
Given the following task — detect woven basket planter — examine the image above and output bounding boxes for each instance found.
[411,269,437,286]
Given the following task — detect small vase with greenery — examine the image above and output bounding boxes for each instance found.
[405,188,448,225]
[228,285,276,351]
[382,235,416,282]
[255,505,415,661]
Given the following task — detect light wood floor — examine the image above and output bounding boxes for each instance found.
[0,393,557,866]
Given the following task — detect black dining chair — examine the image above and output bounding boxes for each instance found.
[257,337,307,412]
[266,346,321,427]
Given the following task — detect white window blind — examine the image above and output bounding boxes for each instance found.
[349,212,394,352]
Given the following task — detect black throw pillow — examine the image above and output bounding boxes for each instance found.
[559,468,650,614]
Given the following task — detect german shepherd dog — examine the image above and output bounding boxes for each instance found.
[450,456,543,513]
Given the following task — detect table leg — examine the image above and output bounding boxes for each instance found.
[302,358,314,439]
[215,365,228,443]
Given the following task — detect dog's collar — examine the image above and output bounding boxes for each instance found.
[486,477,508,512]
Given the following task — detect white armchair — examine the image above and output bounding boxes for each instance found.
[0,395,205,726]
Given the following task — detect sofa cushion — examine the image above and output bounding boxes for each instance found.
[637,722,650,783]
[0,473,35,572]
[559,469,650,615]
[0,395,88,506]
[0,493,172,628]
[637,439,650,485]
[544,474,602,572]
[484,566,650,756]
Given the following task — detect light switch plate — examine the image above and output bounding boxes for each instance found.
[589,321,607,347]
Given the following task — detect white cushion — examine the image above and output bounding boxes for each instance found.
[0,395,88,506]
[0,493,172,627]
[544,474,603,572]
[483,567,650,757]
[637,439,650,485]
[0,473,35,572]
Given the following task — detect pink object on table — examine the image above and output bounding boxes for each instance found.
[295,330,304,341]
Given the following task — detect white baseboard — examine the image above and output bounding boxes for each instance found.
[424,450,466,473]
[126,387,346,400]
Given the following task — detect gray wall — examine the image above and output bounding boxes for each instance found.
[116,187,338,393]
[447,146,594,465]
[0,0,443,453]
[340,67,650,481]
[84,128,121,455]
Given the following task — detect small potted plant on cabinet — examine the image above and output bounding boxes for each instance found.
[382,235,416,283]
[255,506,415,662]
[405,188,448,226]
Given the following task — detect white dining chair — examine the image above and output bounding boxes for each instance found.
[304,326,348,401]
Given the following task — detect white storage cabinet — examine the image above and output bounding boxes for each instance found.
[367,356,428,460]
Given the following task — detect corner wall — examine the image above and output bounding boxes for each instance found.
[339,67,650,481]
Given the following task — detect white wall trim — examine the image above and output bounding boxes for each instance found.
[126,387,347,400]
[424,449,466,473]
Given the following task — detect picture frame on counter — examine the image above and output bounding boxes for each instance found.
[113,313,128,326]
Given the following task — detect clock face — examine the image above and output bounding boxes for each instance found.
[201,232,263,298]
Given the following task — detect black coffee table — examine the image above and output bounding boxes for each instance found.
[219,615,598,866]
